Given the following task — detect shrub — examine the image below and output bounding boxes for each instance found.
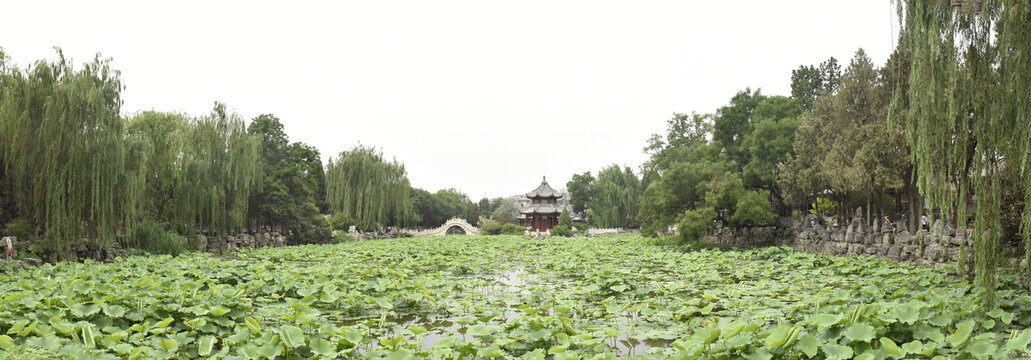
[329,212,356,231]
[559,210,573,228]
[677,207,716,244]
[552,225,572,237]
[730,190,776,227]
[480,220,502,235]
[130,221,187,256]
[331,232,356,244]
[500,223,526,235]
[3,218,35,240]
[302,211,335,244]
[482,220,526,235]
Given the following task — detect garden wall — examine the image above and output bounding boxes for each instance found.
[195,231,287,254]
[27,231,289,262]
[703,211,1027,270]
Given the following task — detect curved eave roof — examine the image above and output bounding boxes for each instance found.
[526,177,563,198]
[520,205,563,215]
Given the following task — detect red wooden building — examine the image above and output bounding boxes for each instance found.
[520,177,564,231]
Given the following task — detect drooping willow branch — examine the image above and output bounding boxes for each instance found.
[893,0,1031,309]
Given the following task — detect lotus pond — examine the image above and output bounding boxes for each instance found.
[2,235,1031,359]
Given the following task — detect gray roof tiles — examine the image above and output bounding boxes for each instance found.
[525,176,563,198]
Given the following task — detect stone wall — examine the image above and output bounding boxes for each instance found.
[703,213,1025,269]
[196,231,288,254]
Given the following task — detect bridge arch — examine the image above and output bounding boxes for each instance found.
[412,218,480,236]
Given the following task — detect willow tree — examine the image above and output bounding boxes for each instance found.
[173,103,260,235]
[127,111,188,221]
[893,0,1031,308]
[591,165,641,228]
[325,146,411,231]
[0,50,145,259]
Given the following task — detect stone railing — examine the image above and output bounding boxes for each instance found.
[588,228,636,235]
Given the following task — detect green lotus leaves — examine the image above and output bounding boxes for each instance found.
[1007,328,1031,353]
[156,338,177,351]
[879,337,903,358]
[821,342,854,360]
[2,235,1030,359]
[810,313,842,329]
[796,333,819,358]
[386,348,414,360]
[70,303,100,318]
[843,323,876,343]
[101,303,127,318]
[197,335,216,356]
[952,319,975,348]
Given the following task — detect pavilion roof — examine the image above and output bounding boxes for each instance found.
[526,176,562,198]
[520,204,564,215]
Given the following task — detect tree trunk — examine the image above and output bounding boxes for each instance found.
[866,194,872,227]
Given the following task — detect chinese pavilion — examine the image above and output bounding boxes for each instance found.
[520,177,564,231]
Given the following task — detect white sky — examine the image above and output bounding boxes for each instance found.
[1,1,898,200]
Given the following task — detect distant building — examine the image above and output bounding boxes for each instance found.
[517,177,580,231]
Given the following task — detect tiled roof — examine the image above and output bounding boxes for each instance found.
[520,204,564,215]
[526,176,562,198]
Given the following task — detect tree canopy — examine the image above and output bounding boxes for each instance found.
[0,51,142,259]
[325,146,412,231]
[893,0,1031,308]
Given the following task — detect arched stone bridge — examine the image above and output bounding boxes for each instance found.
[412,218,480,236]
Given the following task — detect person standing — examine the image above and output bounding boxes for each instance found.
[4,236,13,260]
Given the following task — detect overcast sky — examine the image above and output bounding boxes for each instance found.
[1,1,898,200]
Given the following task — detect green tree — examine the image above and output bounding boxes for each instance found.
[894,0,1031,307]
[639,142,732,236]
[791,57,842,111]
[790,64,823,110]
[127,111,187,221]
[325,146,411,231]
[700,172,775,228]
[478,198,490,214]
[490,197,520,223]
[0,50,145,259]
[558,209,573,228]
[246,114,330,244]
[173,103,261,235]
[591,165,640,228]
[713,88,766,170]
[821,49,902,224]
[566,172,595,216]
[409,188,442,227]
[677,207,717,243]
[741,96,804,194]
[777,112,831,210]
[433,189,477,225]
[818,57,842,94]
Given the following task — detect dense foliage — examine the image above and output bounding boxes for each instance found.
[247,115,330,244]
[480,220,526,235]
[0,51,142,260]
[325,146,412,232]
[407,188,481,228]
[0,50,332,259]
[637,92,790,239]
[892,0,1031,309]
[3,235,1031,359]
[173,104,261,236]
[567,165,641,229]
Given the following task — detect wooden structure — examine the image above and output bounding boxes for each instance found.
[519,177,564,231]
